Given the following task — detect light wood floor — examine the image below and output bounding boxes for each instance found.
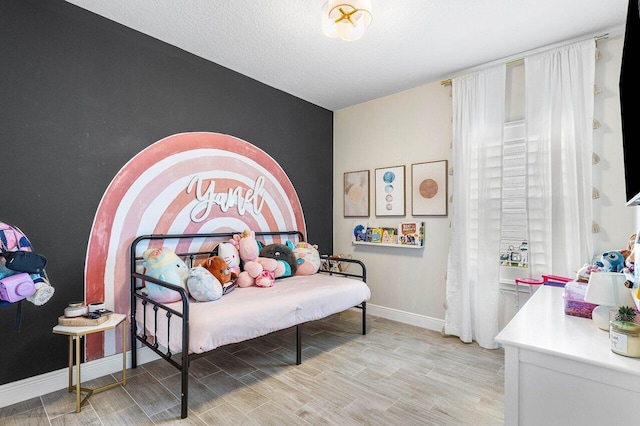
[0,310,504,425]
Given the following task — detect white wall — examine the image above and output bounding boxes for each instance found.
[592,35,637,255]
[333,83,452,328]
[333,35,636,331]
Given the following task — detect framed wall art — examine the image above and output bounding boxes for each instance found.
[343,170,370,217]
[411,160,448,216]
[375,165,405,216]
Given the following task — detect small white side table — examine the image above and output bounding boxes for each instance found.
[52,313,127,413]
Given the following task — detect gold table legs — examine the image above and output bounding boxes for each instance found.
[67,323,127,412]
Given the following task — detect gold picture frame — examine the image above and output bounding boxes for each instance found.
[343,170,370,217]
[411,160,448,216]
[374,165,406,216]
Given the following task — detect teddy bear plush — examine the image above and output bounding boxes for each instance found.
[259,242,298,277]
[200,255,236,284]
[293,242,321,275]
[186,265,223,302]
[142,247,189,303]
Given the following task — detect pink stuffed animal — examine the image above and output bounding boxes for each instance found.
[232,230,287,288]
[231,230,260,264]
[255,269,275,287]
[237,257,280,288]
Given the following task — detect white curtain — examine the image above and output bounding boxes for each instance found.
[445,65,506,349]
[525,39,595,278]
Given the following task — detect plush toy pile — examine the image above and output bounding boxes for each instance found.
[234,231,300,288]
[141,230,324,303]
[575,233,637,289]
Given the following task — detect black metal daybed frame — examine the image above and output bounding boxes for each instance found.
[129,230,367,419]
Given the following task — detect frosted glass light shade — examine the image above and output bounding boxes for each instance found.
[585,272,635,330]
[322,0,372,41]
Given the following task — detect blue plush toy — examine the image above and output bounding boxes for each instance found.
[594,250,626,273]
[142,247,189,303]
[186,265,223,302]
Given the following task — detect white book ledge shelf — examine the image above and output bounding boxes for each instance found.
[352,221,424,249]
[353,241,424,249]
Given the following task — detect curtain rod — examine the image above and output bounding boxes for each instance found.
[440,33,609,87]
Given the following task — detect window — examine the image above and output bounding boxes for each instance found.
[500,121,529,285]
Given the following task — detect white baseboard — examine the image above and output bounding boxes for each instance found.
[1,306,441,409]
[0,347,159,409]
[365,303,444,332]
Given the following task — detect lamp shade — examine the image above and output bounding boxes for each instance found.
[585,272,633,306]
[585,272,635,330]
[322,0,373,41]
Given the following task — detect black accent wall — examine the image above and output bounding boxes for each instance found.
[0,0,333,385]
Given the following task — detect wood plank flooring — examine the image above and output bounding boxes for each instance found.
[0,310,504,425]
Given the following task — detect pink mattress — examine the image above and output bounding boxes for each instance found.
[135,273,371,354]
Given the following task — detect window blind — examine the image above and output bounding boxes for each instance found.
[500,121,528,269]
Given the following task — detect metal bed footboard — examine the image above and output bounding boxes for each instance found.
[129,231,303,419]
[318,254,368,336]
[129,232,367,419]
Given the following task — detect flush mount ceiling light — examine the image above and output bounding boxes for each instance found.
[322,1,373,41]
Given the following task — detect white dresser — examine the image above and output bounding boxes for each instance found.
[495,285,640,425]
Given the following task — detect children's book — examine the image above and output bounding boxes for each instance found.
[369,227,383,243]
[352,220,368,242]
[381,227,398,244]
[399,222,424,246]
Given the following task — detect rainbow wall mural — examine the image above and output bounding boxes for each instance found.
[84,132,306,360]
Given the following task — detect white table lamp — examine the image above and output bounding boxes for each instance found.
[584,272,635,330]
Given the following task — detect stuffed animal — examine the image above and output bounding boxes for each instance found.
[229,229,272,288]
[260,242,298,277]
[217,241,241,276]
[186,265,223,302]
[237,257,279,287]
[624,233,637,267]
[293,242,321,275]
[231,230,262,267]
[200,255,235,284]
[254,269,276,287]
[576,263,601,283]
[594,250,626,273]
[142,247,189,303]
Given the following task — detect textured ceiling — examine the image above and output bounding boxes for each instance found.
[64,0,628,111]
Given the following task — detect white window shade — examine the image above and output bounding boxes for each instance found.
[500,120,529,269]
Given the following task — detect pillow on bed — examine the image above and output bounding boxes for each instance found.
[187,266,223,302]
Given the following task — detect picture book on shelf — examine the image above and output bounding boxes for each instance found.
[381,227,398,244]
[399,222,424,246]
[368,227,383,243]
[352,220,368,242]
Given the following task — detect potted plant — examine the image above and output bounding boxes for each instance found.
[610,306,640,357]
[615,305,637,324]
